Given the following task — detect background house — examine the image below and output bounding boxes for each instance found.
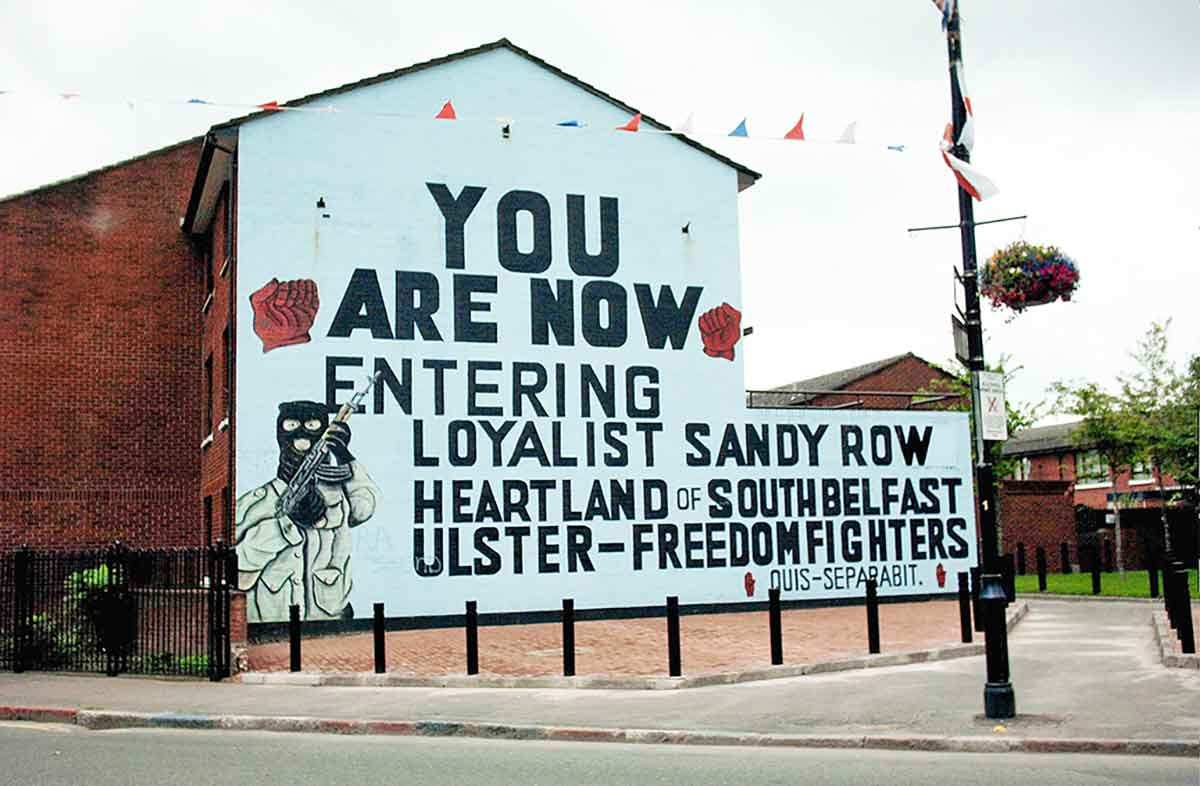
[1001,420,1196,570]
[746,352,965,410]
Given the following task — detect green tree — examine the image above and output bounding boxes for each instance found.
[1050,380,1137,572]
[1054,321,1199,567]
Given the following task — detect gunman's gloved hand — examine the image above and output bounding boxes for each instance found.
[290,482,326,528]
[324,421,354,463]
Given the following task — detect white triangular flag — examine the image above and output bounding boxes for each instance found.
[837,121,857,144]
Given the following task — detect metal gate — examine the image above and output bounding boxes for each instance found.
[0,542,234,680]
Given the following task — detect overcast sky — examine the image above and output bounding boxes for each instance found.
[2,0,1197,415]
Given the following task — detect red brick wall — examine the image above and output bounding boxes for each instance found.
[805,355,965,410]
[199,178,236,545]
[0,141,205,549]
[1022,451,1177,511]
[997,480,1075,572]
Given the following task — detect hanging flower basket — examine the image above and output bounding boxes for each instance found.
[980,241,1079,313]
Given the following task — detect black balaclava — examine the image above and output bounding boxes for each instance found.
[276,401,330,483]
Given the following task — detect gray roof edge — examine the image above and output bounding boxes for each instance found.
[208,38,761,184]
[766,353,930,400]
[1000,420,1091,456]
[0,136,204,207]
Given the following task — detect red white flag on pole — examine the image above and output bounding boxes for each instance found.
[955,62,975,153]
[940,124,997,200]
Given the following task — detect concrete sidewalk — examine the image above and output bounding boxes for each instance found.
[2,600,1198,756]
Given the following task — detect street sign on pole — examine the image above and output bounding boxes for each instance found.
[952,315,970,366]
[974,370,1007,441]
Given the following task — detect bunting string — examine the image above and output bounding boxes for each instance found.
[3,60,996,199]
[0,89,897,148]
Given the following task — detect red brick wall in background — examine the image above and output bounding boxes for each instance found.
[997,480,1075,572]
[804,355,965,410]
[0,140,206,549]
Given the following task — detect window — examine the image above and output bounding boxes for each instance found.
[203,495,213,545]
[1130,459,1154,484]
[1075,450,1109,485]
[221,326,231,419]
[1012,457,1032,481]
[203,353,214,437]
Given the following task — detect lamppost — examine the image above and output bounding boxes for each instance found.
[943,2,1016,720]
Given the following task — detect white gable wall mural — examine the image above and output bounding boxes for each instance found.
[230,44,976,622]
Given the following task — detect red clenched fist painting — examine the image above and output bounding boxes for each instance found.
[699,302,742,361]
[935,562,947,588]
[250,278,319,353]
[743,571,756,597]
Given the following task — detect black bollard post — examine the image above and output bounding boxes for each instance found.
[12,546,30,674]
[373,603,386,674]
[1170,562,1186,629]
[1091,547,1102,595]
[666,596,681,677]
[1163,562,1176,622]
[1061,542,1072,574]
[1002,553,1016,603]
[288,604,301,673]
[1147,552,1159,599]
[465,600,479,676]
[1174,572,1195,655]
[970,567,984,632]
[562,598,576,677]
[1036,546,1048,592]
[1165,563,1178,629]
[957,572,973,643]
[1104,539,1114,573]
[1016,543,1026,576]
[866,579,881,655]
[768,588,783,665]
[981,574,1016,718]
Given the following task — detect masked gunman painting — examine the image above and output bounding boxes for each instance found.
[236,397,380,623]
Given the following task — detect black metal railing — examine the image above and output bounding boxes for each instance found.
[1,542,234,680]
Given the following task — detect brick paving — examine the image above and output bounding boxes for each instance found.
[245,599,970,677]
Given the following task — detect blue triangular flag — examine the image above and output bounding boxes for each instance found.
[557,119,584,127]
[728,118,748,137]
[187,98,210,104]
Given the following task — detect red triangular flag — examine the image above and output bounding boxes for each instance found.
[616,113,641,132]
[435,100,456,120]
[784,113,805,140]
[257,101,281,112]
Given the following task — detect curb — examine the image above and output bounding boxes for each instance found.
[1150,611,1199,670]
[241,602,1027,690]
[1,705,1195,758]
[1027,593,1198,605]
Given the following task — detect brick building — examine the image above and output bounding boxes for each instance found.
[1000,420,1179,511]
[0,39,758,562]
[0,140,207,549]
[747,352,966,410]
[998,419,1196,570]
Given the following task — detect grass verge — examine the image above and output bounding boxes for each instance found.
[1014,569,1199,599]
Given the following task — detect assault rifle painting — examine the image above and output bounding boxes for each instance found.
[235,374,382,623]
